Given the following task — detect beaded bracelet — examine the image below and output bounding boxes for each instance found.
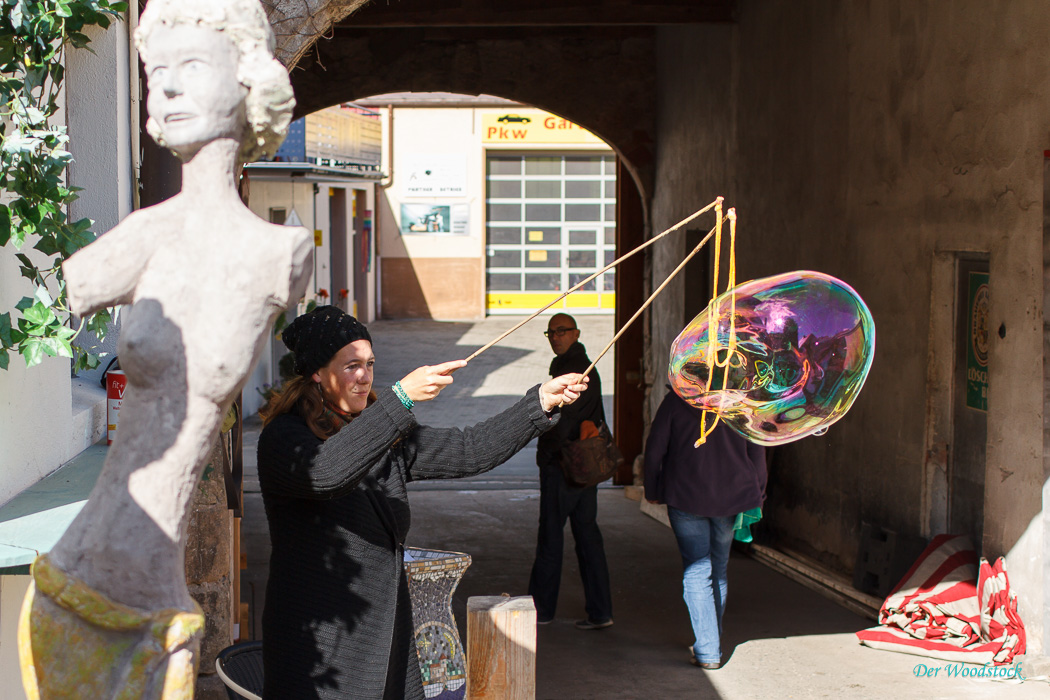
[392,381,414,410]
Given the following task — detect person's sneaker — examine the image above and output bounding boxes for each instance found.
[537,617,553,625]
[575,618,614,630]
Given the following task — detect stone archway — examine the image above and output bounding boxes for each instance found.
[262,1,661,475]
[263,0,370,67]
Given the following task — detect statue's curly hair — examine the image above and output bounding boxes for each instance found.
[136,0,295,163]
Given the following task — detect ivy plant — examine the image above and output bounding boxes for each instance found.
[0,0,128,371]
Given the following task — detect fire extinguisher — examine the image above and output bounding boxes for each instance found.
[102,358,126,446]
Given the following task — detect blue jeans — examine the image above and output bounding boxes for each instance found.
[667,507,735,664]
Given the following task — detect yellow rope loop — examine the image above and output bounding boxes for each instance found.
[697,208,740,448]
[694,409,722,447]
[713,208,739,369]
[705,199,724,368]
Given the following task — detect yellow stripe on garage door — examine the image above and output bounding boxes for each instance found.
[486,292,615,311]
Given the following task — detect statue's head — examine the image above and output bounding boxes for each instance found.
[136,0,294,162]
[668,271,875,445]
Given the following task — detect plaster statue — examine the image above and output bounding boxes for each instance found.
[18,1,312,697]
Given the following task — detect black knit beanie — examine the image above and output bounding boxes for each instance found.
[282,305,372,377]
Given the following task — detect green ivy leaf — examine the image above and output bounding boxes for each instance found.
[273,313,288,335]
[33,234,59,255]
[39,336,73,358]
[21,339,44,367]
[0,204,9,246]
[0,348,8,371]
[0,312,12,346]
[23,301,55,326]
[14,252,36,280]
[33,285,53,307]
[67,31,91,49]
[9,1,26,32]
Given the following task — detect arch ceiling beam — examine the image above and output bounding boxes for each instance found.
[340,0,736,27]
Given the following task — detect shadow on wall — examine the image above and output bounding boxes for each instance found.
[380,257,432,319]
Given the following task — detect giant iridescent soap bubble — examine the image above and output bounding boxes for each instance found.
[669,271,875,445]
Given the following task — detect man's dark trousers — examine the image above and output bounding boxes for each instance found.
[528,464,613,622]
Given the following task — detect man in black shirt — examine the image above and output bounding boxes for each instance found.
[528,313,614,629]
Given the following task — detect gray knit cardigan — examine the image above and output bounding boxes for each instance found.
[257,385,556,699]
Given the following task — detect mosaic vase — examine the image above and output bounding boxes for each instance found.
[404,548,471,700]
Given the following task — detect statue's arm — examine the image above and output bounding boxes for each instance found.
[287,228,313,302]
[269,226,313,310]
[62,216,152,315]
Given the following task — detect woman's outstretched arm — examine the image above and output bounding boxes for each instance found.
[403,375,587,481]
[258,388,417,499]
[403,385,554,481]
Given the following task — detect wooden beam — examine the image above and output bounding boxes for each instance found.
[467,596,536,700]
[748,544,882,621]
[342,0,734,27]
[613,159,646,484]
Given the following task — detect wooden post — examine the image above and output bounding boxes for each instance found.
[467,596,536,700]
[614,158,646,484]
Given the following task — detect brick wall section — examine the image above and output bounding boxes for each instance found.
[381,258,483,319]
[186,433,235,699]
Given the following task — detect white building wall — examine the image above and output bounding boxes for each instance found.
[380,107,481,260]
[65,20,133,388]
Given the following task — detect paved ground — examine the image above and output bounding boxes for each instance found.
[241,315,1049,699]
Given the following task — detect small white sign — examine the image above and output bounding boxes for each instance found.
[402,154,467,197]
[451,204,470,236]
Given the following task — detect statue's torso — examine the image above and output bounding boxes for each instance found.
[118,206,311,404]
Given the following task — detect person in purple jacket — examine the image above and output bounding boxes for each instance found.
[644,387,767,670]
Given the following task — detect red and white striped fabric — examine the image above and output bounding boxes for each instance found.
[855,534,1026,665]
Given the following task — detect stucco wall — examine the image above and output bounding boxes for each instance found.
[651,2,1047,653]
[648,25,737,414]
[0,252,73,505]
[65,22,133,388]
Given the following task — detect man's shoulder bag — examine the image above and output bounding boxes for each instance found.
[560,420,624,488]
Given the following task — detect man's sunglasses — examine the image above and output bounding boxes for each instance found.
[544,328,577,337]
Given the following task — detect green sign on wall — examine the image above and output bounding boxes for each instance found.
[965,272,989,411]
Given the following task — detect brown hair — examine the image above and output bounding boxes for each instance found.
[260,376,377,440]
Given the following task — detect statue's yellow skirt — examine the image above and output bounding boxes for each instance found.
[18,554,204,700]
